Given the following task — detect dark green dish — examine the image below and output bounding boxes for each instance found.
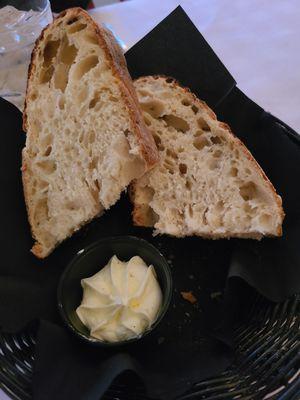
[57,236,173,346]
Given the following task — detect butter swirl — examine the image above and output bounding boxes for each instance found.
[76,255,162,342]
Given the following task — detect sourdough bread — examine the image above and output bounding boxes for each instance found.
[131,76,284,238]
[22,8,158,258]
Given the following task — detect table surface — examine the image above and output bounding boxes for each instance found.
[91,0,300,133]
[0,1,299,399]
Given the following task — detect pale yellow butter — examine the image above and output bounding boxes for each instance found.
[76,255,162,342]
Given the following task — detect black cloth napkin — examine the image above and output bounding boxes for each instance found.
[0,6,299,400]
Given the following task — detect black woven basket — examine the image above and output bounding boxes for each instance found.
[1,293,299,400]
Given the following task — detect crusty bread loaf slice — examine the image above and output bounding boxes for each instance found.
[22,8,158,258]
[131,76,284,238]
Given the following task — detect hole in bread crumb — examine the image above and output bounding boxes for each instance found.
[36,160,56,174]
[58,96,65,109]
[137,186,154,203]
[123,129,130,138]
[94,179,100,191]
[89,93,101,108]
[67,22,87,34]
[160,91,172,99]
[84,33,98,45]
[194,130,203,137]
[239,182,257,201]
[179,163,187,174]
[38,180,49,190]
[89,186,99,204]
[245,168,251,175]
[89,156,98,171]
[243,203,251,213]
[211,136,222,145]
[181,99,191,106]
[164,158,174,167]
[43,39,60,68]
[213,150,222,158]
[59,36,78,65]
[145,206,159,226]
[243,203,257,215]
[203,208,208,225]
[138,89,151,98]
[65,201,79,211]
[54,63,69,92]
[39,65,54,84]
[191,105,199,114]
[215,201,224,212]
[30,92,38,101]
[153,133,161,147]
[178,147,184,153]
[197,117,210,131]
[141,100,165,118]
[89,184,100,205]
[73,55,99,80]
[109,96,118,102]
[229,167,238,177]
[166,77,174,83]
[44,146,52,157]
[67,17,79,25]
[143,116,151,126]
[234,149,240,159]
[259,214,272,229]
[185,179,192,190]
[193,136,210,150]
[89,131,96,144]
[33,198,49,224]
[162,114,189,133]
[188,205,193,217]
[208,159,220,170]
[164,159,175,174]
[166,149,178,160]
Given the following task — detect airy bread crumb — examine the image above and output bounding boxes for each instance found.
[131,76,284,239]
[22,9,158,258]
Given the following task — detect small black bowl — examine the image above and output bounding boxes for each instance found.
[57,236,173,346]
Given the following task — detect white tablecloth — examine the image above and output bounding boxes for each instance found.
[91,0,300,132]
[0,1,299,399]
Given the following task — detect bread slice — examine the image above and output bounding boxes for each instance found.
[131,76,284,238]
[22,8,158,258]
